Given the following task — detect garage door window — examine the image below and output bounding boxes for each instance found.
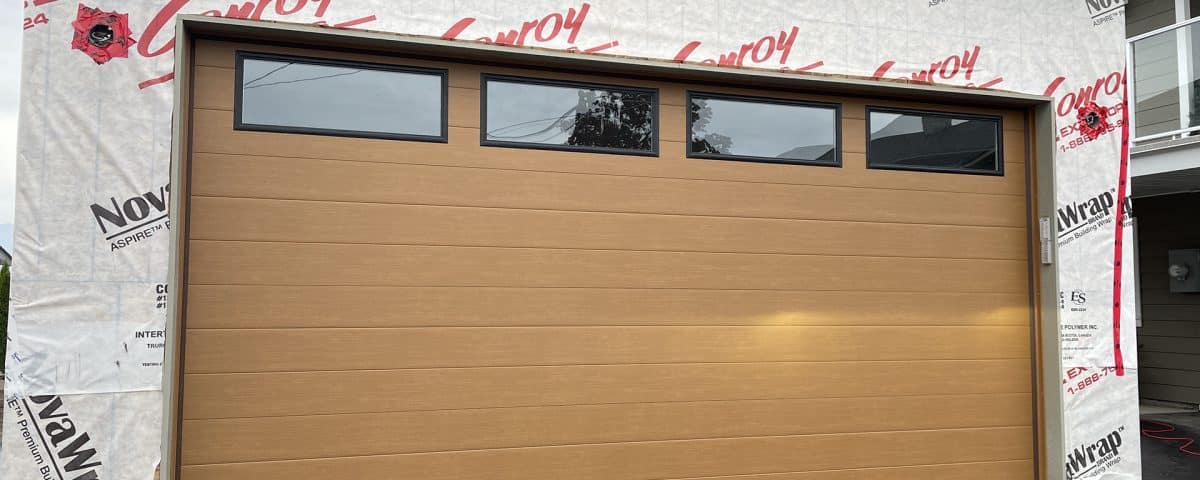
[867,107,1003,175]
[687,92,840,166]
[235,52,448,141]
[482,75,658,155]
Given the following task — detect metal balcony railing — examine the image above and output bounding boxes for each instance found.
[1129,16,1200,145]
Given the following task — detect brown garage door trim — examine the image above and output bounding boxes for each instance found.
[162,14,1061,480]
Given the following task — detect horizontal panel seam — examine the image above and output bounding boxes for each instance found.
[649,459,1035,480]
[1137,381,1200,388]
[182,358,1033,375]
[178,426,1033,467]
[187,239,1031,263]
[182,435,1035,468]
[184,325,1034,331]
[184,358,1035,374]
[182,285,1030,294]
[1138,366,1200,373]
[180,392,1034,420]
[1140,383,1200,388]
[184,238,1028,261]
[181,391,1034,420]
[185,324,1034,329]
[186,147,1028,196]
[1136,351,1198,355]
[184,283,1030,293]
[184,189,1026,225]
[182,460,1035,475]
[187,195,1030,229]
[1140,352,1200,356]
[184,427,1037,463]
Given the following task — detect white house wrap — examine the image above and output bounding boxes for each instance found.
[3,1,1138,479]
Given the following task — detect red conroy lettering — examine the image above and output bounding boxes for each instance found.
[672,26,814,71]
[441,3,599,50]
[872,46,1000,88]
[275,0,308,15]
[1045,70,1125,118]
[140,0,338,59]
[137,0,362,89]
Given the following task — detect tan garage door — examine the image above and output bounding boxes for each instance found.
[173,38,1038,480]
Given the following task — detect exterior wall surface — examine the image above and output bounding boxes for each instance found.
[174,38,1037,479]
[3,2,1137,480]
[1135,192,1200,405]
[1128,0,1176,36]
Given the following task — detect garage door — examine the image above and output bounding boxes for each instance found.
[172,38,1039,479]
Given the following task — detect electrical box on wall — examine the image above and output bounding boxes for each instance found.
[1168,249,1200,293]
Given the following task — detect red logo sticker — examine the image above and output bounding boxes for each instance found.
[1076,101,1111,140]
[71,4,136,64]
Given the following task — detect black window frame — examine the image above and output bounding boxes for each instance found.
[480,73,660,157]
[686,91,842,167]
[865,106,1004,177]
[233,50,449,143]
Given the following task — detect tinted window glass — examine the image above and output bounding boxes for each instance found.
[867,109,1002,175]
[237,53,445,140]
[689,94,839,164]
[483,76,656,154]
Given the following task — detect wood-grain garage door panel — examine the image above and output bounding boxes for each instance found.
[184,286,1031,329]
[184,325,1030,373]
[181,359,1030,419]
[187,154,1025,227]
[180,393,1031,465]
[178,40,1039,479]
[189,108,1027,196]
[181,461,1034,480]
[188,197,1027,260]
[186,241,1027,292]
[179,427,1031,480]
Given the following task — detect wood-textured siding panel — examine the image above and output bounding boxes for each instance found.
[185,286,1032,329]
[185,325,1031,373]
[193,66,233,111]
[181,359,1031,419]
[1139,304,1200,321]
[542,461,1034,480]
[186,241,1028,292]
[179,427,1031,480]
[1134,193,1200,404]
[1140,335,1200,354]
[190,108,1027,195]
[187,152,1026,227]
[1140,383,1200,403]
[1136,319,1200,337]
[188,197,1028,260]
[1140,367,1200,388]
[181,393,1032,464]
[1140,352,1200,369]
